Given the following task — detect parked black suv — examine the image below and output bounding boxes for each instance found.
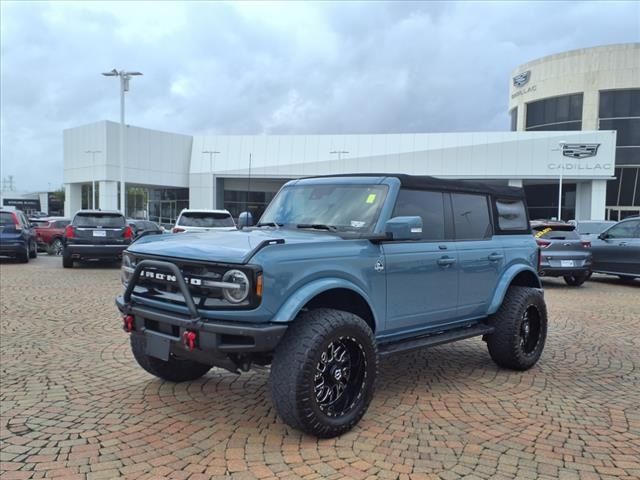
[63,210,132,268]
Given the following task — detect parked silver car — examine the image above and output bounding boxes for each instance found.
[573,220,616,241]
[590,217,640,281]
[532,220,592,286]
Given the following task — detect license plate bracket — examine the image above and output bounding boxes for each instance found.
[144,332,171,361]
[561,260,575,267]
[93,230,107,237]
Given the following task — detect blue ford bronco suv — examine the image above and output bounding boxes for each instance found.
[117,174,547,437]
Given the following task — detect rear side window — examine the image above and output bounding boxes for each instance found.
[392,189,445,241]
[533,226,580,240]
[451,193,492,240]
[178,212,235,228]
[74,214,125,228]
[0,212,15,226]
[54,220,70,228]
[605,220,640,239]
[495,199,528,231]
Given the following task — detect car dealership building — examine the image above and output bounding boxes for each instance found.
[63,43,638,225]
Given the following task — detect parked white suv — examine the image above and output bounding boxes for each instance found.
[172,209,237,233]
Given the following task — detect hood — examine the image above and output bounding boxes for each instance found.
[128,228,342,264]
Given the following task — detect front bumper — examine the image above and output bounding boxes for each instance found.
[116,296,287,355]
[65,244,127,260]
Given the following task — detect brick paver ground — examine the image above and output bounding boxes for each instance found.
[1,255,639,480]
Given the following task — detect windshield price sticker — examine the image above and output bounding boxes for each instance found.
[366,194,377,204]
[534,227,552,238]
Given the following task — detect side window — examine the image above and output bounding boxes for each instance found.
[392,189,446,241]
[451,193,492,240]
[607,220,640,239]
[55,221,69,229]
[495,199,528,231]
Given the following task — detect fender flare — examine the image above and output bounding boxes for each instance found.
[272,277,379,328]
[488,265,542,315]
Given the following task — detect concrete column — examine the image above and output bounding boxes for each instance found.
[98,181,118,211]
[64,183,82,217]
[188,173,214,209]
[582,90,599,131]
[589,180,607,220]
[574,182,592,220]
[508,179,523,187]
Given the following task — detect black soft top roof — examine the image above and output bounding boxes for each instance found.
[304,173,525,199]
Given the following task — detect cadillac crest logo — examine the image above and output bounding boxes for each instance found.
[512,71,530,88]
[562,143,600,159]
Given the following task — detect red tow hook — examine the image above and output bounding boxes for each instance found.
[123,314,135,333]
[183,330,197,351]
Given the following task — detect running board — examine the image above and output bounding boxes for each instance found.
[378,324,494,358]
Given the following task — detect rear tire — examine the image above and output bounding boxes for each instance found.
[130,334,211,382]
[486,287,547,371]
[563,273,587,286]
[17,245,29,263]
[29,241,37,259]
[270,308,377,438]
[62,249,73,268]
[50,238,63,256]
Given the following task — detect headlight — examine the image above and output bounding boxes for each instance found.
[222,269,250,303]
[121,252,135,286]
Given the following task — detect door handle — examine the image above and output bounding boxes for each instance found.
[619,242,627,246]
[437,256,456,267]
[488,253,504,262]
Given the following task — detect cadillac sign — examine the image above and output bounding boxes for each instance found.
[562,143,600,159]
[513,71,531,88]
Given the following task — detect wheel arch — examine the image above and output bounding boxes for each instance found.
[272,279,378,333]
[488,265,542,315]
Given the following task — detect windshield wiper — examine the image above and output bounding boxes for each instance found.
[296,223,337,231]
[256,222,284,228]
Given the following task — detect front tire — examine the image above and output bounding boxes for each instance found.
[270,308,377,438]
[486,287,547,371]
[130,334,211,382]
[563,273,587,286]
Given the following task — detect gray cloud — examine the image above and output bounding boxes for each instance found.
[1,0,638,191]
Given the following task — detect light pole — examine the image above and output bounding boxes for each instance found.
[85,150,101,209]
[554,140,567,221]
[330,150,349,161]
[101,69,143,215]
[202,151,220,208]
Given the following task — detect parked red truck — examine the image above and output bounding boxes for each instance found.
[34,217,70,255]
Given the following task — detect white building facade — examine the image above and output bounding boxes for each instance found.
[509,43,640,220]
[64,120,615,224]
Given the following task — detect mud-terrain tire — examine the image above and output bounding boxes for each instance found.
[130,334,211,382]
[563,273,587,286]
[62,249,73,268]
[29,241,37,259]
[270,308,377,438]
[486,286,547,371]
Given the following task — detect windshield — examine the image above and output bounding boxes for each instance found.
[259,184,388,233]
[74,213,125,228]
[178,212,235,228]
[0,212,16,226]
[576,222,614,234]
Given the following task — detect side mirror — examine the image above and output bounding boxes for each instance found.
[598,232,609,240]
[385,216,423,241]
[238,211,254,228]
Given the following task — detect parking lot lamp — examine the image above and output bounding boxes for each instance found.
[557,140,566,221]
[101,69,143,215]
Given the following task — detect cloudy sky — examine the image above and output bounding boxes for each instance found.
[1,1,638,191]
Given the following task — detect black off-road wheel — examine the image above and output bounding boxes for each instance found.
[29,241,37,259]
[62,249,73,268]
[486,286,547,371]
[563,273,587,286]
[130,334,211,382]
[270,308,377,438]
